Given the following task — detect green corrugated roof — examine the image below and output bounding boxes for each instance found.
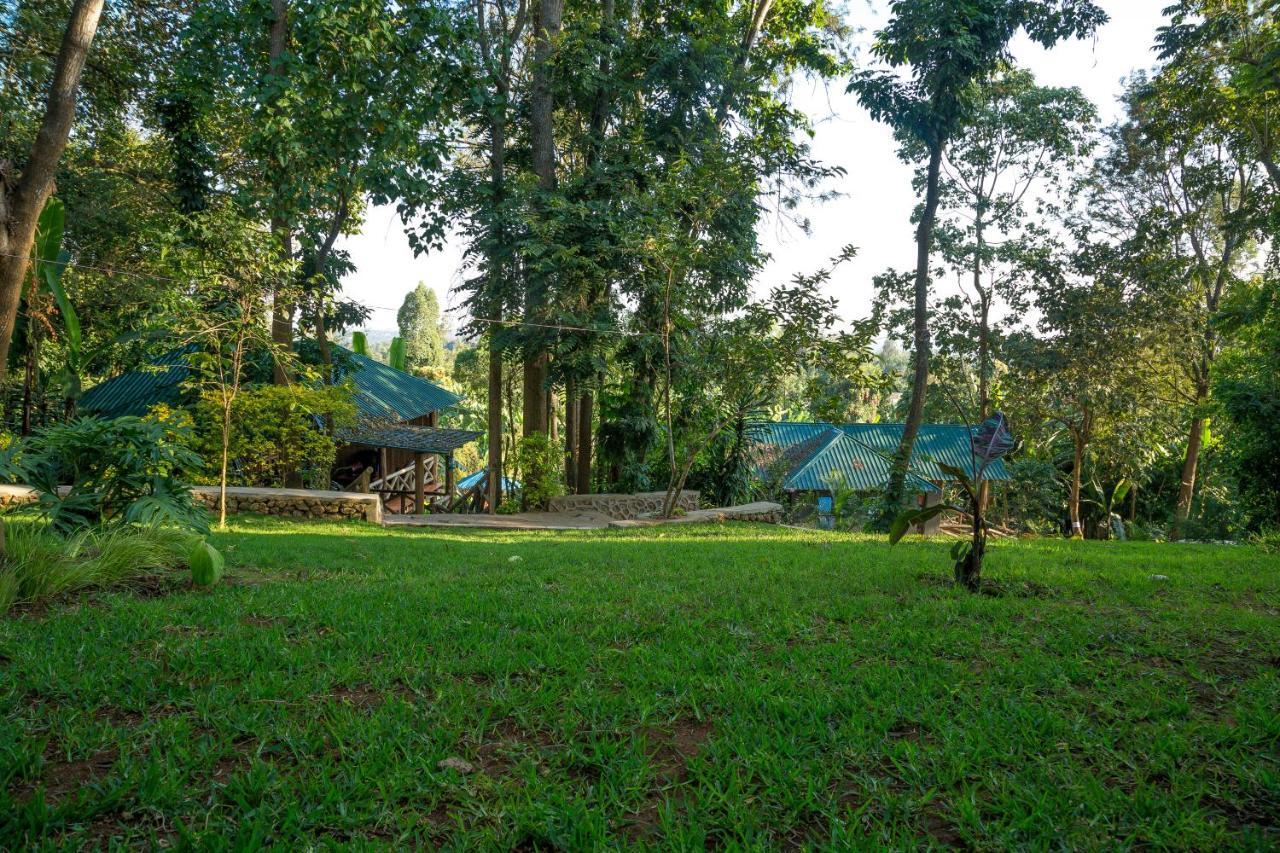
[78,346,193,417]
[80,344,460,423]
[753,420,1010,492]
[330,348,461,422]
[839,423,1010,481]
[340,425,480,454]
[781,427,940,493]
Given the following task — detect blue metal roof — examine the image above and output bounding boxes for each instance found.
[80,344,461,424]
[753,420,1010,492]
[456,469,520,492]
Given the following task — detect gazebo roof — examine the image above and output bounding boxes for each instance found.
[340,424,481,454]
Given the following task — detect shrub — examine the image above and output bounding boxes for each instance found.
[11,415,208,534]
[192,384,357,488]
[514,433,564,510]
[0,521,198,614]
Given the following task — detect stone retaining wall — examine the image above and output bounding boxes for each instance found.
[0,485,37,507]
[1,483,380,524]
[192,486,382,524]
[547,490,699,520]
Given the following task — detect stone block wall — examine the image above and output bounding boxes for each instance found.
[547,491,699,520]
[0,485,37,507]
[192,486,382,524]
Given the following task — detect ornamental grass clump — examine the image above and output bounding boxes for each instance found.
[0,521,198,614]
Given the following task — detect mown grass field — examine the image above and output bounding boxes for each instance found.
[2,519,1278,849]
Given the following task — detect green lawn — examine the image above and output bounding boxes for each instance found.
[2,519,1278,849]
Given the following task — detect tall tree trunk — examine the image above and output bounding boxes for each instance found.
[884,141,944,509]
[975,215,992,515]
[21,345,36,437]
[563,377,578,491]
[268,0,293,384]
[522,0,563,440]
[576,387,593,493]
[1173,409,1206,540]
[487,332,503,513]
[1069,431,1084,538]
[0,0,105,384]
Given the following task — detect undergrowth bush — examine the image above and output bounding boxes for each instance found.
[0,520,197,614]
[515,434,564,510]
[8,415,208,534]
[191,384,357,488]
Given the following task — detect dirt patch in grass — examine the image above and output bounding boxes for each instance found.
[210,735,260,783]
[11,743,120,808]
[886,718,928,743]
[322,684,388,711]
[241,614,286,628]
[622,718,715,841]
[94,705,146,728]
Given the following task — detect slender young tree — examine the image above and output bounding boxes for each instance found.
[849,0,1107,514]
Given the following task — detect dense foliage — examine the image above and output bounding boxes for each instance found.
[0,0,1276,537]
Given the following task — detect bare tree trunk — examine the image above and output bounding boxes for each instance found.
[0,0,105,384]
[268,0,293,384]
[563,377,578,491]
[21,344,36,436]
[576,388,593,493]
[487,334,503,512]
[219,405,232,529]
[522,0,563,441]
[885,141,943,509]
[1173,412,1205,540]
[1069,433,1084,538]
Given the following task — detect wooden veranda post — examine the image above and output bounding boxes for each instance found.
[445,451,455,497]
[413,453,425,515]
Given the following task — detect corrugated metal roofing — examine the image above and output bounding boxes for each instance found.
[77,346,194,417]
[339,425,480,454]
[456,469,520,492]
[330,347,461,421]
[79,344,461,424]
[839,423,1010,481]
[752,420,1010,492]
[782,427,940,493]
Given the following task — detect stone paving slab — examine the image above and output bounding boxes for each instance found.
[384,511,614,530]
[384,501,782,530]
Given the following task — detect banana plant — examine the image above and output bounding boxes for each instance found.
[26,198,83,411]
[350,330,368,356]
[890,412,1018,591]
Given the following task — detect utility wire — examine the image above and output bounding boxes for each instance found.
[4,251,642,337]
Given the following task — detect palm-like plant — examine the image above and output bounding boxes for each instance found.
[890,412,1018,590]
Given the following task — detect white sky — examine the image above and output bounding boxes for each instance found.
[337,0,1169,336]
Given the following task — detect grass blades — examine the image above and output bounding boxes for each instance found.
[1,519,1278,848]
[0,520,195,614]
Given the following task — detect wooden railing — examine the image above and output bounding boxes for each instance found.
[366,460,447,514]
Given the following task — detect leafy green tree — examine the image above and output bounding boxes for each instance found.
[932,71,1094,420]
[1157,0,1280,190]
[396,282,446,377]
[1214,274,1280,528]
[167,0,464,377]
[165,204,295,528]
[1006,275,1160,537]
[192,384,356,489]
[1092,76,1268,537]
[849,0,1107,512]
